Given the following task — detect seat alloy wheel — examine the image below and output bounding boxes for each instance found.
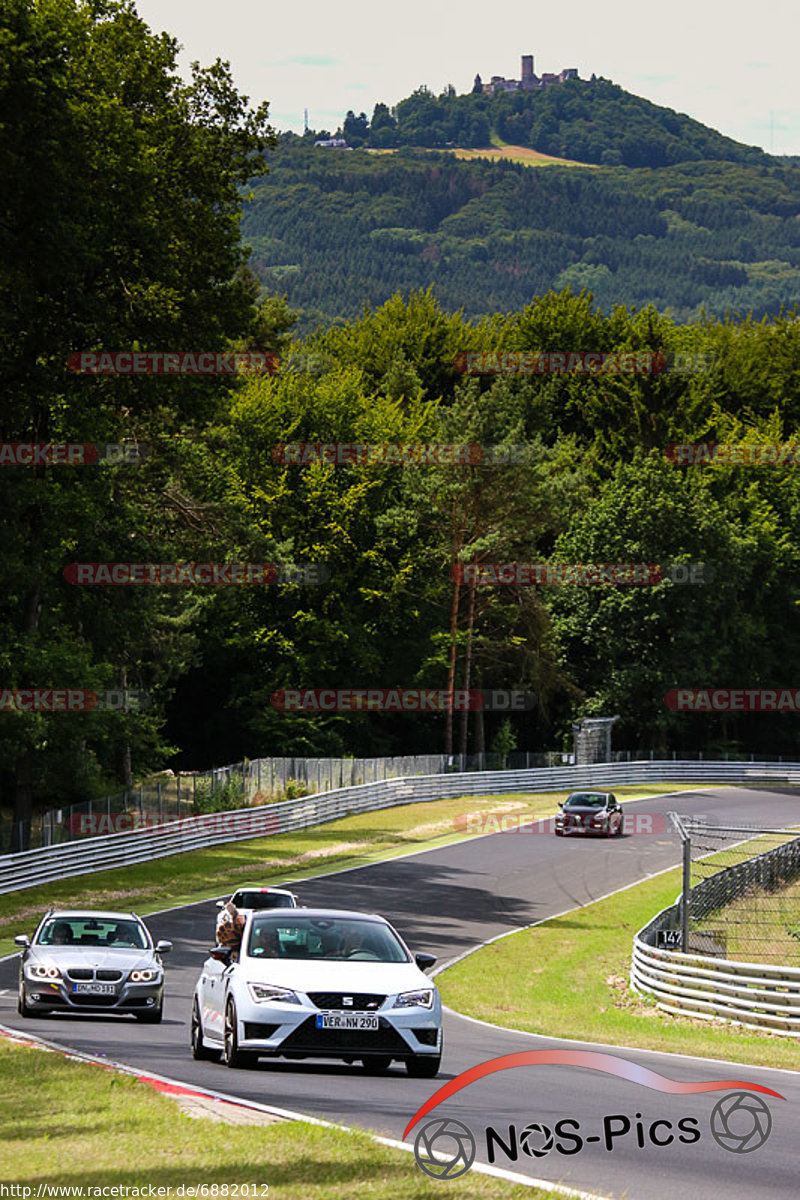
[223,999,257,1068]
[191,998,220,1061]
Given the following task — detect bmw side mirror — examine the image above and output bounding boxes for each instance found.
[14,935,30,948]
[558,801,564,808]
[415,952,437,972]
[215,900,225,908]
[209,946,232,964]
[155,940,173,954]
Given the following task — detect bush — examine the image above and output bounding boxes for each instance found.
[192,775,246,814]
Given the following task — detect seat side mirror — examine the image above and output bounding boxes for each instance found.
[415,952,437,971]
[558,801,564,808]
[209,946,232,964]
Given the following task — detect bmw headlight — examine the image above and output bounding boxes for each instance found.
[26,964,60,980]
[247,982,301,1005]
[129,968,159,983]
[392,988,434,1009]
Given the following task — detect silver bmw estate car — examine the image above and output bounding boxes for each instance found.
[16,909,172,1022]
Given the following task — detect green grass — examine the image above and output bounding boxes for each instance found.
[0,1038,558,1197]
[700,875,800,965]
[438,867,800,1071]
[0,783,701,958]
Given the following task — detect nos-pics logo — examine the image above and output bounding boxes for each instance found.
[407,1050,784,1180]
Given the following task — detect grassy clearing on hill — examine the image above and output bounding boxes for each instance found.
[450,145,596,168]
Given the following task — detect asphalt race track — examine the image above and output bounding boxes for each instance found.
[2,786,799,1198]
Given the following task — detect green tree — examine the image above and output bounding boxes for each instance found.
[0,0,276,844]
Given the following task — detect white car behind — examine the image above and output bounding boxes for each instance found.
[192,908,442,1076]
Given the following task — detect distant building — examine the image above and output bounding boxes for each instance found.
[314,137,351,148]
[480,53,579,94]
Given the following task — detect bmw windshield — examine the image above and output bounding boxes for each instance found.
[37,917,148,948]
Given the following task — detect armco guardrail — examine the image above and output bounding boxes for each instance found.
[3,759,800,896]
[631,827,800,1037]
[631,931,800,1037]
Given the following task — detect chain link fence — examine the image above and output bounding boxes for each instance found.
[676,816,800,964]
[4,747,796,852]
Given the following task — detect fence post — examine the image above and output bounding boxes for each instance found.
[681,833,691,954]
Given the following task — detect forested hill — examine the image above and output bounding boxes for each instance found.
[325,77,769,169]
[242,146,800,333]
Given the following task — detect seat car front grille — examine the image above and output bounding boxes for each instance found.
[280,1016,408,1054]
[307,992,386,1011]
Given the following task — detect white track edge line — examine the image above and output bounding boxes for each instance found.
[0,1022,611,1199]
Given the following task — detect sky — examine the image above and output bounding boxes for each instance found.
[136,0,800,155]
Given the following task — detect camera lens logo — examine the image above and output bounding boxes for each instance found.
[710,1092,772,1153]
[520,1122,554,1157]
[414,1117,476,1179]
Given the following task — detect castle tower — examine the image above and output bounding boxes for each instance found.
[521,54,534,83]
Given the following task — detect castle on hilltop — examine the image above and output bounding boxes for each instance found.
[477,54,578,95]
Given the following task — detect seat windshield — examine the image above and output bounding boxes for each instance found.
[247,916,409,963]
[38,918,148,948]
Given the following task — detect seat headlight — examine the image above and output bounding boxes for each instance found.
[27,964,60,980]
[247,982,301,1005]
[129,968,159,983]
[392,988,434,1009]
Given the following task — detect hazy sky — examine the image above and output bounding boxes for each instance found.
[136,0,799,155]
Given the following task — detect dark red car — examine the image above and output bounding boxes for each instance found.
[554,791,623,837]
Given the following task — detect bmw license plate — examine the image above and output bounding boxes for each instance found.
[316,1012,379,1030]
[73,983,116,995]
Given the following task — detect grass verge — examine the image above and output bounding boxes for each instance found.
[0,1037,558,1197]
[438,866,800,1071]
[0,784,706,958]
